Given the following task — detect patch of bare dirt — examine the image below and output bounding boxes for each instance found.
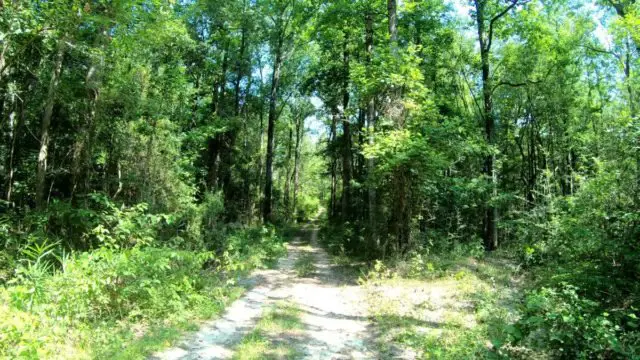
[151,225,375,360]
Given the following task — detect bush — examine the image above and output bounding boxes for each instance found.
[220,226,287,272]
[0,223,289,358]
[512,283,639,359]
[6,224,286,323]
[9,247,212,321]
[0,298,45,359]
[296,194,320,222]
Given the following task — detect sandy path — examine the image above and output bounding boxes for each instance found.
[151,225,374,360]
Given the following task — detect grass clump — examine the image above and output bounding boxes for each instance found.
[294,252,316,277]
[233,301,304,360]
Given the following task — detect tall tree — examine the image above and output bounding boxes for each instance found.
[365,8,377,248]
[36,41,64,208]
[472,0,523,250]
[262,6,287,223]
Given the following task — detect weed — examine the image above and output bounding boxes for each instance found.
[294,253,316,277]
[0,225,288,359]
[233,302,303,360]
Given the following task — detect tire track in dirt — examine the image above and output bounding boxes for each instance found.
[151,225,375,360]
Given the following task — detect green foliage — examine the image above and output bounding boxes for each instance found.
[9,248,212,320]
[359,250,518,360]
[0,224,287,358]
[512,284,639,359]
[89,203,160,250]
[10,239,61,311]
[295,194,320,222]
[3,0,640,357]
[492,163,640,358]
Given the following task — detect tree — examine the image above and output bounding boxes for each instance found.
[472,0,524,250]
[261,0,313,223]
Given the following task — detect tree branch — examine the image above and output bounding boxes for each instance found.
[606,0,627,17]
[582,44,624,66]
[491,81,529,93]
[487,0,521,52]
[0,27,56,75]
[460,69,485,122]
[491,64,555,93]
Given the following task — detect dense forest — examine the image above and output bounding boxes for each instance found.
[1,0,639,358]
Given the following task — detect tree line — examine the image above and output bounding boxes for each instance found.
[1,0,639,289]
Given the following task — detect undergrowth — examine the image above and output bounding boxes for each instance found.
[0,194,288,359]
[322,221,640,359]
[361,255,519,359]
[321,224,520,359]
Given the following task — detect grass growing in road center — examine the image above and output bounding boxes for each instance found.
[233,301,304,360]
[294,252,316,277]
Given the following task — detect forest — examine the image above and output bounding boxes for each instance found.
[0,0,639,358]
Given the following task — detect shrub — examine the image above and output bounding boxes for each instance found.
[220,226,287,272]
[0,221,289,358]
[88,202,161,250]
[513,283,639,359]
[296,194,320,222]
[0,299,44,359]
[9,247,213,321]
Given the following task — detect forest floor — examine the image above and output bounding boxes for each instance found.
[361,255,522,358]
[151,225,521,360]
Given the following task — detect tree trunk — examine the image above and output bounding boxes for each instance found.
[0,37,7,85]
[191,74,200,128]
[284,124,293,219]
[365,10,377,249]
[329,111,338,220]
[36,42,64,209]
[388,0,398,45]
[340,35,352,220]
[387,0,410,250]
[72,65,99,200]
[212,39,229,116]
[622,38,640,190]
[234,24,247,117]
[5,94,23,204]
[255,59,267,221]
[474,0,498,250]
[206,137,221,190]
[293,114,304,220]
[242,75,253,222]
[263,33,284,223]
[625,38,636,117]
[143,117,158,207]
[218,43,229,114]
[222,22,249,222]
[481,53,498,251]
[207,38,230,192]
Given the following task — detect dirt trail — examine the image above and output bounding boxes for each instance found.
[151,225,375,360]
